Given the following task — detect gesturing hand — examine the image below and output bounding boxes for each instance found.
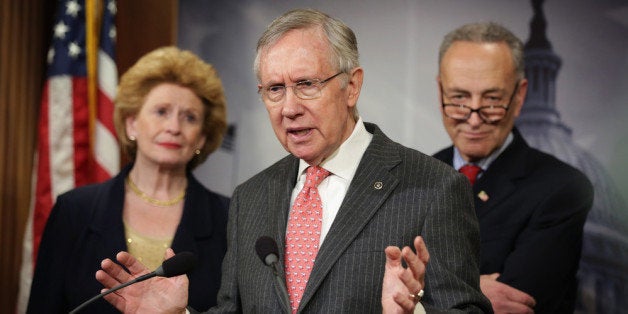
[95,248,189,314]
[382,236,430,314]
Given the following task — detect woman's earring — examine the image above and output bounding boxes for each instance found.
[129,135,136,141]
[195,149,201,155]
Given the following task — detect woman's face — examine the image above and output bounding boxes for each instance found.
[126,83,206,170]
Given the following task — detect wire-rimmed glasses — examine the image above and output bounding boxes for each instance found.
[440,81,519,124]
[258,72,344,103]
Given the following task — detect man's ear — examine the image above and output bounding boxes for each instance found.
[437,75,444,114]
[512,79,528,118]
[346,67,364,108]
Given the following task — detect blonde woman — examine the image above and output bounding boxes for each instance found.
[28,47,229,313]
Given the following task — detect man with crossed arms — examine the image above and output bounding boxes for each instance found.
[433,22,593,314]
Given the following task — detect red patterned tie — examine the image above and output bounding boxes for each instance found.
[459,164,482,186]
[284,166,330,313]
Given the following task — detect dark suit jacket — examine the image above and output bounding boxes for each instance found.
[433,128,593,314]
[203,123,491,313]
[27,163,229,314]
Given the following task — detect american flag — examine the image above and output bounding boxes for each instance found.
[16,0,119,312]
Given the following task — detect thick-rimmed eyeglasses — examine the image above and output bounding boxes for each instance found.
[440,82,519,124]
[258,72,344,103]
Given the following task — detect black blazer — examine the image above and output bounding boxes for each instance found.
[204,123,491,313]
[433,128,593,314]
[27,164,229,314]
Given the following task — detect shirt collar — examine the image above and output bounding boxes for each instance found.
[453,131,514,171]
[298,117,373,180]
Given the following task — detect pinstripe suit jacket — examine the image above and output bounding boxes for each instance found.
[205,123,491,313]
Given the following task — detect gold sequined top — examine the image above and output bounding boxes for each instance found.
[124,222,174,271]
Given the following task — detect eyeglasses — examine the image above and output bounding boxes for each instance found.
[440,81,519,124]
[258,72,344,103]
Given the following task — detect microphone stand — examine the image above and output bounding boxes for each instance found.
[69,271,157,314]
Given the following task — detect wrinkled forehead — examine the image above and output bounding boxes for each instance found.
[440,42,517,88]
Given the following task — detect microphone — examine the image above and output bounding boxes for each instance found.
[255,236,291,314]
[69,251,197,314]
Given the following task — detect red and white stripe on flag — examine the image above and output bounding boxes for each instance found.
[16,0,119,312]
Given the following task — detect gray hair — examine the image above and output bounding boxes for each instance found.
[438,22,525,80]
[253,8,360,81]
[254,8,361,120]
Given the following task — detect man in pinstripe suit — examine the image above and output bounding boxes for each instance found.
[95,9,491,313]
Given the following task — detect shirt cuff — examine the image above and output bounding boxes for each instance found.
[414,302,426,314]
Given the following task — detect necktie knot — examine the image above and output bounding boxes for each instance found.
[459,164,482,186]
[304,166,330,188]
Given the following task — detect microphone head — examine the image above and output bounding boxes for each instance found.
[155,251,197,277]
[255,236,279,266]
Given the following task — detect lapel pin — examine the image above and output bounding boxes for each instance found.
[374,181,383,190]
[478,190,489,202]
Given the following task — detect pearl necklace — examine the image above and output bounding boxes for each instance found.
[126,176,185,207]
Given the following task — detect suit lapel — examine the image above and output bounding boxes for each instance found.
[270,156,299,254]
[473,169,517,218]
[299,124,401,309]
[268,156,299,314]
[433,130,532,219]
[171,175,214,254]
[88,167,129,256]
[473,130,530,218]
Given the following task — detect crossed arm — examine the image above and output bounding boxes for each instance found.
[480,273,535,313]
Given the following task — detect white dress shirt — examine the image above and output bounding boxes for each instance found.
[290,117,372,245]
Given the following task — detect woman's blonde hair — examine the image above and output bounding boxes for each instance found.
[114,46,227,170]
